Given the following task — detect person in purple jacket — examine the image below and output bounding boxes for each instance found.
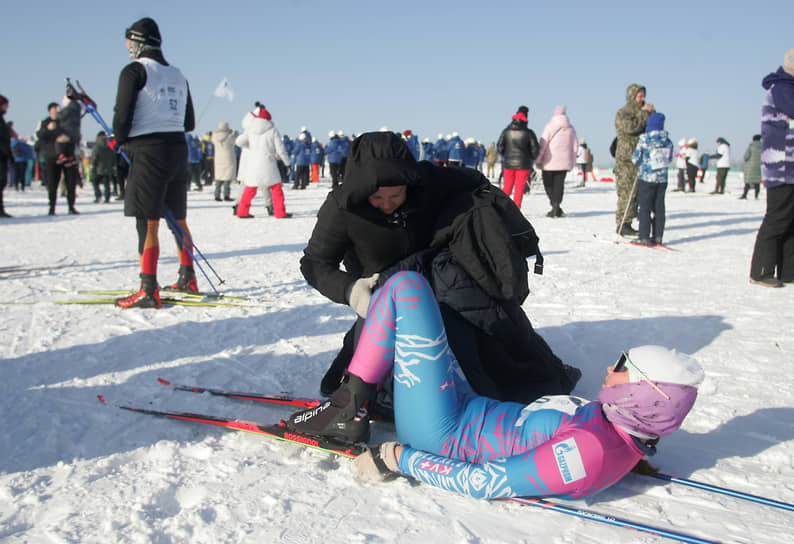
[286,269,704,500]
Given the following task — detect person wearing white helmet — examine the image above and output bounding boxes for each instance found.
[684,138,700,192]
[325,130,344,188]
[292,132,311,189]
[285,270,703,502]
[446,132,465,167]
[433,133,448,166]
[336,130,351,178]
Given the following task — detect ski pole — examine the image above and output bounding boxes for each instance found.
[162,206,224,285]
[616,171,640,235]
[161,207,221,295]
[507,497,720,544]
[650,472,794,513]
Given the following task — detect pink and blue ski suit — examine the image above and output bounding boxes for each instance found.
[349,270,647,500]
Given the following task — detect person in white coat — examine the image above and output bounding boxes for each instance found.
[535,105,578,217]
[673,138,687,192]
[574,138,587,187]
[710,137,731,194]
[234,103,292,218]
[211,120,238,202]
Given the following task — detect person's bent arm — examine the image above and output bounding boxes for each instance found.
[300,198,356,304]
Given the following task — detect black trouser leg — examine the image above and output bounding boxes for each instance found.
[13,162,27,190]
[750,184,794,280]
[64,165,78,209]
[45,159,63,211]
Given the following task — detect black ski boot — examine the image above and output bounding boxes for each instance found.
[619,223,638,237]
[116,273,162,309]
[168,264,199,293]
[285,373,375,443]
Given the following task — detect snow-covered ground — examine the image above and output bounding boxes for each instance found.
[0,169,791,543]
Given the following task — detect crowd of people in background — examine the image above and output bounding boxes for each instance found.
[2,47,792,293]
[0,100,758,222]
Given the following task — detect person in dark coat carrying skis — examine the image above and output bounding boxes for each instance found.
[296,131,579,430]
[111,17,198,308]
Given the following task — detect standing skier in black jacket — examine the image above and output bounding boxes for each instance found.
[112,17,197,308]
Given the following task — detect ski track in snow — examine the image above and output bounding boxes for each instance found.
[0,171,792,543]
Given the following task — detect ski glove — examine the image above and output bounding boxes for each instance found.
[346,273,379,319]
[353,442,400,482]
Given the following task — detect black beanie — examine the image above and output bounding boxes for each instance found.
[517,105,529,116]
[125,17,162,46]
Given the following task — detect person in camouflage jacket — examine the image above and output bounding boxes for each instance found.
[614,83,655,235]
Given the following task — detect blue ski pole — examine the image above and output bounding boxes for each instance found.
[506,497,720,544]
[650,472,794,513]
[161,208,221,295]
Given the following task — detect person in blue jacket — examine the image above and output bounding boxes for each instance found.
[446,132,465,166]
[462,138,479,168]
[631,112,673,246]
[326,131,345,188]
[433,133,448,166]
[310,138,325,183]
[402,130,420,160]
[337,130,351,178]
[11,137,34,191]
[421,138,435,163]
[292,133,312,189]
[186,133,203,191]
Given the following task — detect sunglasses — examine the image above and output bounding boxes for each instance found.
[614,351,670,400]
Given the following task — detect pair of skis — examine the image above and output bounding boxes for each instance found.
[1,289,256,308]
[617,239,679,251]
[100,378,794,544]
[2,297,249,309]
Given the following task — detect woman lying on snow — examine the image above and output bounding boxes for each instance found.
[285,270,704,500]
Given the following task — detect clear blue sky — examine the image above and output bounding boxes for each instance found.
[2,1,791,164]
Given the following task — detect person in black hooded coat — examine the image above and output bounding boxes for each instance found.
[300,131,577,407]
